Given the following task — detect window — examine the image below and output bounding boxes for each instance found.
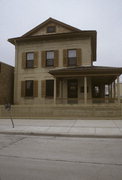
[25,80,33,97]
[46,51,54,66]
[68,50,77,66]
[26,52,34,68]
[46,80,54,97]
[47,26,56,33]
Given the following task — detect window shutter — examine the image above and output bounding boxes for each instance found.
[34,52,38,68]
[77,48,82,66]
[56,79,60,97]
[41,80,46,97]
[21,81,25,97]
[41,51,46,67]
[34,80,38,97]
[63,49,68,67]
[22,52,26,68]
[54,50,59,67]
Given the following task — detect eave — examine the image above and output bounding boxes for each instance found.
[49,66,122,77]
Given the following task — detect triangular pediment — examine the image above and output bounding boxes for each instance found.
[22,17,81,37]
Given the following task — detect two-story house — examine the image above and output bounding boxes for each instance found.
[8,18,122,105]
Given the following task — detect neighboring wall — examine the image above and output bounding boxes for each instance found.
[14,37,92,104]
[0,62,14,104]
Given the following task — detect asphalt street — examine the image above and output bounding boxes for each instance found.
[0,134,122,180]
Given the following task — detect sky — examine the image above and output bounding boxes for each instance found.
[0,0,122,67]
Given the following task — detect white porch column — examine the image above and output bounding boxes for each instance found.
[54,78,56,104]
[84,76,87,104]
[117,76,120,103]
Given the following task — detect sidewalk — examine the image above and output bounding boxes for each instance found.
[0,119,122,138]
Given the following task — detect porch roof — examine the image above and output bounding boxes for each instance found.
[49,66,122,84]
[49,66,122,77]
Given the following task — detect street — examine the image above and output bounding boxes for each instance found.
[0,134,122,180]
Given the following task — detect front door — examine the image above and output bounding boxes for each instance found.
[68,79,78,103]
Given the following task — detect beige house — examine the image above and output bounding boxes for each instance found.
[0,62,14,104]
[8,18,122,105]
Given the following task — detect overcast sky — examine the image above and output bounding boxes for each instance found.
[0,0,122,67]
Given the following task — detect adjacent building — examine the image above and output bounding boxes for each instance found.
[8,18,122,105]
[0,62,14,104]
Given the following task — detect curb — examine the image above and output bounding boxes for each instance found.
[0,131,122,139]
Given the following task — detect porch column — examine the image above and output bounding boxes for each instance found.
[54,78,56,104]
[84,76,87,104]
[117,76,120,103]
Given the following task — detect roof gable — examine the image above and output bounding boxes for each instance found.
[22,17,81,37]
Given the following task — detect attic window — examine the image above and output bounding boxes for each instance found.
[47,26,56,33]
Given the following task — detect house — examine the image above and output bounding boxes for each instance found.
[0,62,14,104]
[8,18,122,105]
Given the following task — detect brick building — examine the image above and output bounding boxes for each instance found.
[0,62,14,104]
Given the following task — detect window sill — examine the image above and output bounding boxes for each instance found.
[24,67,37,69]
[23,97,34,99]
[45,97,54,99]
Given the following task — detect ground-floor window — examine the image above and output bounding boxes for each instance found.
[46,80,54,97]
[25,80,34,97]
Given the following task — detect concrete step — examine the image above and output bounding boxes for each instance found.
[0,104,122,119]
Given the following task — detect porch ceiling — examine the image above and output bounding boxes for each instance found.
[91,75,116,85]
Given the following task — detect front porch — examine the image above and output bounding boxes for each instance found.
[49,66,122,104]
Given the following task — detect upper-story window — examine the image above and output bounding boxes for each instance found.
[46,51,54,66]
[47,26,56,33]
[26,52,34,68]
[68,50,77,66]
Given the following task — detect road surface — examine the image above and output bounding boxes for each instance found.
[0,134,122,180]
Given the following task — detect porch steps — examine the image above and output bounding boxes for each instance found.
[0,104,122,119]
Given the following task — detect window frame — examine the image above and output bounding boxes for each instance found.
[46,51,54,67]
[26,52,34,68]
[68,49,77,66]
[25,80,34,97]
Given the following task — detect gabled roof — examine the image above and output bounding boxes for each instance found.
[8,18,97,61]
[22,17,81,37]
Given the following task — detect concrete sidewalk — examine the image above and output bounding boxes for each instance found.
[0,119,122,138]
